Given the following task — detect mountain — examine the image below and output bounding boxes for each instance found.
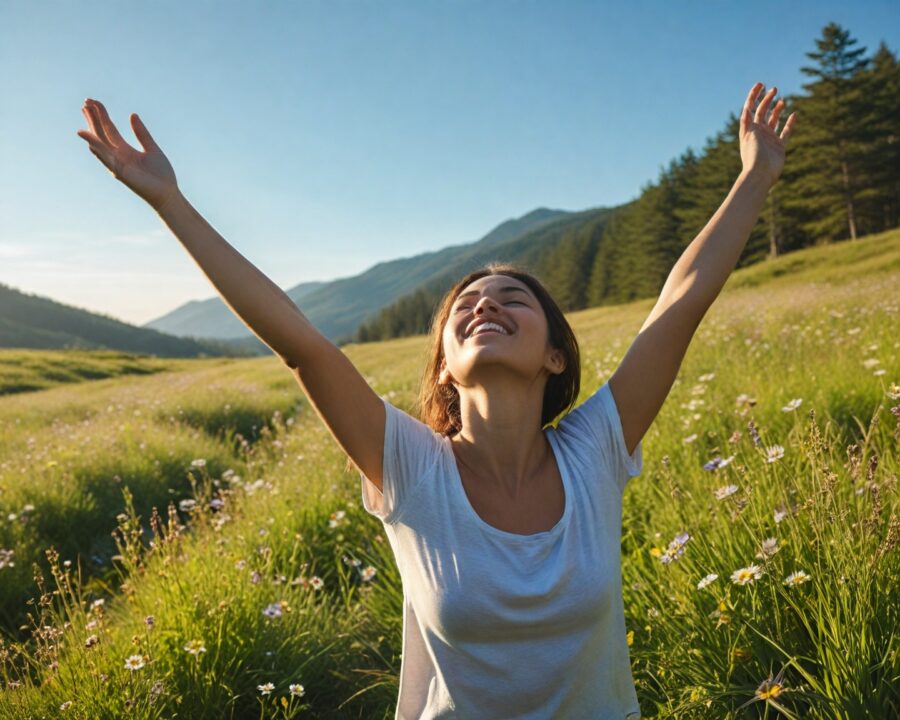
[0,283,256,358]
[141,207,573,343]
[142,281,325,340]
[355,204,621,342]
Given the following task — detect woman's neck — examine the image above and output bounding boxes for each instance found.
[449,383,550,498]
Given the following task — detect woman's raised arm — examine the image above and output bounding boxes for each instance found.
[76,99,387,490]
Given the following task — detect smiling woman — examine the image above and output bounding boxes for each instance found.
[76,80,796,718]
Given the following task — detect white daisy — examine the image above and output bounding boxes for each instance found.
[731,564,764,585]
[697,573,718,590]
[124,654,145,671]
[783,570,811,586]
[714,484,739,500]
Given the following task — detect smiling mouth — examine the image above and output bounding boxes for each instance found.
[466,321,512,339]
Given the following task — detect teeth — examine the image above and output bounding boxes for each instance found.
[471,322,508,337]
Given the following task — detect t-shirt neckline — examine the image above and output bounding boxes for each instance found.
[441,428,572,542]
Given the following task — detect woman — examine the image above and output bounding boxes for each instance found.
[77,83,795,718]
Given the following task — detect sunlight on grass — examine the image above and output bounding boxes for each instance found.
[0,231,897,717]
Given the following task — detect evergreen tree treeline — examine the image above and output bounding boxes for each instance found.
[356,23,900,344]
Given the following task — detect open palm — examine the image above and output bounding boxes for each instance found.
[76,99,179,212]
[739,82,797,188]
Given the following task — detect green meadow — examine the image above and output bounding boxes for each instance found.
[0,229,897,718]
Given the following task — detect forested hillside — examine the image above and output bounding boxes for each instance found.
[357,23,899,342]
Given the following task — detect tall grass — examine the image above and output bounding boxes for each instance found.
[0,229,897,717]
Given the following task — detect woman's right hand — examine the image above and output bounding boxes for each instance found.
[77,99,180,213]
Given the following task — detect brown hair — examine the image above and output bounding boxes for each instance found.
[416,262,581,436]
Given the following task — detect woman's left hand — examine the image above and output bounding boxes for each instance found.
[739,82,797,188]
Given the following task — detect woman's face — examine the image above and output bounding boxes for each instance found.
[439,274,565,389]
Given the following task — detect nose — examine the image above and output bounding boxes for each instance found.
[473,295,499,315]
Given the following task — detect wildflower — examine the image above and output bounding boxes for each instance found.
[309,576,324,590]
[683,433,698,444]
[144,615,155,627]
[886,382,900,400]
[709,599,731,628]
[0,548,14,570]
[289,683,306,698]
[756,537,780,560]
[714,484,739,500]
[731,564,764,585]
[60,701,73,711]
[698,372,715,382]
[774,506,789,523]
[91,598,105,611]
[258,682,275,695]
[190,458,207,468]
[262,602,283,619]
[179,499,197,512]
[184,639,206,655]
[124,654,145,671]
[85,634,99,648]
[755,669,786,698]
[210,498,225,510]
[697,573,718,590]
[7,681,22,689]
[862,358,880,369]
[783,570,811,586]
[747,420,761,446]
[658,532,690,565]
[328,510,346,528]
[737,667,788,710]
[625,630,634,646]
[703,455,735,471]
[781,398,802,412]
[764,445,785,463]
[360,565,377,582]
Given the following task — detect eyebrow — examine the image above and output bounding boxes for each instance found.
[455,286,533,302]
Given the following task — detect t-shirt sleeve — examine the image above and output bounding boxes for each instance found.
[556,381,643,494]
[359,397,445,524]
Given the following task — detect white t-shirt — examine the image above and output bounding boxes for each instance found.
[360,381,643,719]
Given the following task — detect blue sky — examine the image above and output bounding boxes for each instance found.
[1,0,897,326]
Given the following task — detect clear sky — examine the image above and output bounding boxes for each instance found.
[1,0,897,326]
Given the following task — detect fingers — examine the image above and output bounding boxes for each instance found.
[91,99,128,148]
[754,86,777,125]
[76,129,118,175]
[768,99,785,130]
[83,101,113,146]
[780,112,797,145]
[740,82,764,132]
[130,112,160,153]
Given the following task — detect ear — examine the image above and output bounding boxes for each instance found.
[546,347,566,376]
[438,357,455,386]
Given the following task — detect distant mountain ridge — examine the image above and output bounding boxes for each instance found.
[0,283,253,358]
[143,281,325,340]
[142,207,574,343]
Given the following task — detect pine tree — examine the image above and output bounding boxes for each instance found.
[856,42,900,232]
[787,23,871,242]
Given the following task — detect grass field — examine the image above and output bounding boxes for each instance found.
[0,228,897,718]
